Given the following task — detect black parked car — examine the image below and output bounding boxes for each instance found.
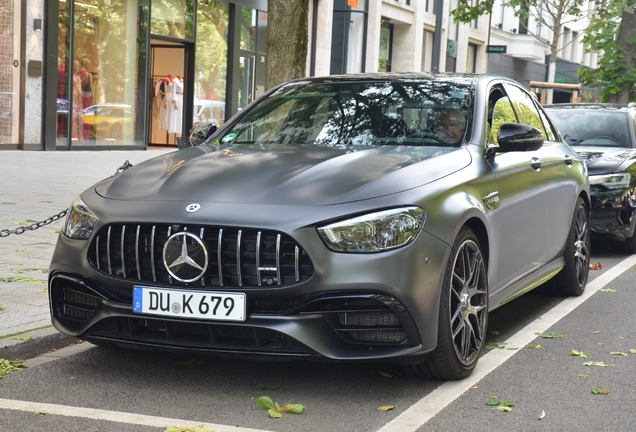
[50,73,590,380]
[545,104,636,251]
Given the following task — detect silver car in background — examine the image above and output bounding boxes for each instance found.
[50,73,590,380]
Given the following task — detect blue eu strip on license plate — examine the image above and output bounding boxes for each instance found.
[133,286,246,322]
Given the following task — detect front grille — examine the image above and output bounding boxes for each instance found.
[88,223,314,288]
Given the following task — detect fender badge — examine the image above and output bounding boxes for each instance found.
[186,203,201,213]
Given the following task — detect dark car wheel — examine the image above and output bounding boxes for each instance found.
[548,197,590,296]
[403,227,488,380]
[110,123,122,141]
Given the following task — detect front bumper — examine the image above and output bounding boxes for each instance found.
[590,187,636,240]
[49,227,449,362]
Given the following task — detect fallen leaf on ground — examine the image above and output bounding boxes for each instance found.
[377,406,396,411]
[582,361,608,367]
[569,350,590,358]
[610,352,627,356]
[589,262,602,270]
[591,387,609,395]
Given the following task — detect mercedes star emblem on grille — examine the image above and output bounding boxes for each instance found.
[186,203,201,212]
[163,232,209,283]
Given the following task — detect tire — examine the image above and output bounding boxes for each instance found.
[110,123,122,141]
[403,227,488,380]
[548,197,590,296]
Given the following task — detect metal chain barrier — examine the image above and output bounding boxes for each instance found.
[0,161,131,239]
[0,209,68,238]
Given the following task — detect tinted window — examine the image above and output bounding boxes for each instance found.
[221,80,474,147]
[546,110,634,148]
[505,84,547,138]
[490,96,516,145]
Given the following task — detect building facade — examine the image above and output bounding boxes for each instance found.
[2,0,490,151]
[486,0,601,102]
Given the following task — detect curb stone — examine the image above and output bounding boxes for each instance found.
[0,327,77,361]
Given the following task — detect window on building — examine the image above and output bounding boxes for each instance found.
[151,0,195,41]
[421,30,433,71]
[379,20,393,72]
[331,0,368,75]
[59,0,147,148]
[466,44,477,73]
[0,0,21,146]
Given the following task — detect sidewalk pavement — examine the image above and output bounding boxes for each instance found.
[0,148,173,359]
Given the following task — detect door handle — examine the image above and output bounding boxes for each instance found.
[531,157,543,170]
[564,154,573,166]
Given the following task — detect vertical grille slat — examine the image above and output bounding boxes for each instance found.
[135,225,141,281]
[276,234,281,286]
[89,224,313,288]
[256,231,262,287]
[218,229,224,287]
[237,229,243,287]
[121,225,127,278]
[107,227,112,274]
[151,225,157,283]
[295,245,300,282]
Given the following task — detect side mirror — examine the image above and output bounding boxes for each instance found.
[189,122,218,146]
[497,123,544,152]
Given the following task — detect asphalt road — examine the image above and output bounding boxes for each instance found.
[0,248,634,432]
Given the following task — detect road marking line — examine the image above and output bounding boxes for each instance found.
[0,398,273,432]
[377,254,636,432]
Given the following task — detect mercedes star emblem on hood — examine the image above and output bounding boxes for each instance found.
[163,232,209,283]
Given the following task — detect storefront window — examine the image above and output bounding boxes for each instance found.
[331,0,367,75]
[60,0,146,147]
[378,20,392,72]
[151,0,194,40]
[194,0,229,127]
[0,0,21,146]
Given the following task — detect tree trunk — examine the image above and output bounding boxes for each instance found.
[611,2,636,103]
[266,0,310,90]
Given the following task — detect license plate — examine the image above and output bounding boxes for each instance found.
[132,286,246,322]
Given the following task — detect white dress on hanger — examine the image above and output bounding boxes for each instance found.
[169,77,183,135]
[159,79,173,131]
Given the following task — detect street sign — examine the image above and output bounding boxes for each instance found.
[487,45,507,53]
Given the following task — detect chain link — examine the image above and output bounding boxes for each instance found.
[0,209,68,238]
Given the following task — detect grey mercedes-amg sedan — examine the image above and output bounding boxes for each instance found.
[49,73,590,380]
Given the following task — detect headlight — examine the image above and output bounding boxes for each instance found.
[62,198,99,240]
[589,173,631,189]
[317,207,425,253]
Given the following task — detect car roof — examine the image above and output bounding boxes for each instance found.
[282,72,515,86]
[544,103,635,112]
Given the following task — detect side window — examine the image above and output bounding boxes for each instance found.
[490,96,517,145]
[505,84,547,139]
[536,105,558,141]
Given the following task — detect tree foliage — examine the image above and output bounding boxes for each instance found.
[578,0,636,103]
[452,0,599,104]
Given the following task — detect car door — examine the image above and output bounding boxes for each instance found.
[486,83,549,293]
[504,83,579,261]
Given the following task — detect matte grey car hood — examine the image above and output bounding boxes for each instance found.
[95,144,471,205]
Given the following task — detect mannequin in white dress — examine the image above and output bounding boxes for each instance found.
[169,76,183,135]
[159,75,173,131]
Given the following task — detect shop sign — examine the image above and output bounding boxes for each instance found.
[486,45,507,53]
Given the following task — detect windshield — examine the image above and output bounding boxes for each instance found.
[546,109,634,148]
[218,80,473,148]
